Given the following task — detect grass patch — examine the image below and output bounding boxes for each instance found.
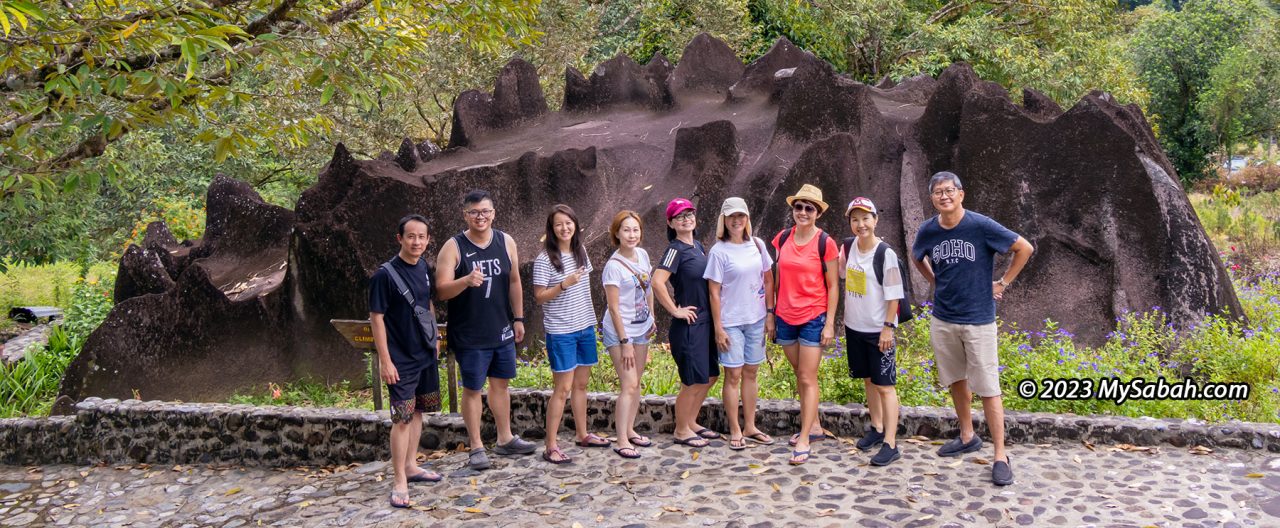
[0,278,114,418]
[0,260,116,312]
[1191,188,1280,275]
[227,271,1280,425]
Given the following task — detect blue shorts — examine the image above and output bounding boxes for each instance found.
[720,318,766,368]
[601,322,651,348]
[775,313,826,347]
[546,326,599,373]
[455,342,518,391]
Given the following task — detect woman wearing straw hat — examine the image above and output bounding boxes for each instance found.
[704,197,777,450]
[653,198,720,448]
[769,184,840,465]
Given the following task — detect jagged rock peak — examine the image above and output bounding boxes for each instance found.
[671,32,745,98]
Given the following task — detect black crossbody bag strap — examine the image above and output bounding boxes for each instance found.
[381,261,439,353]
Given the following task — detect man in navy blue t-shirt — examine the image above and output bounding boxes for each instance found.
[911,171,1033,486]
[370,214,443,508]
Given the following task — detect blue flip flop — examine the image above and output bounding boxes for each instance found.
[789,449,811,465]
[406,467,442,483]
[389,490,410,508]
[673,436,709,448]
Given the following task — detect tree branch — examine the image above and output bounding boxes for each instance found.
[1,0,259,93]
[15,0,373,176]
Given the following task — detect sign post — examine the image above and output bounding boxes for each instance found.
[329,319,455,414]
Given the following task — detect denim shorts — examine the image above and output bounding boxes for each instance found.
[545,325,599,373]
[720,318,766,368]
[775,313,826,347]
[601,322,651,348]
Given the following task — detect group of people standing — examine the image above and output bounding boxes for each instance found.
[370,174,1033,508]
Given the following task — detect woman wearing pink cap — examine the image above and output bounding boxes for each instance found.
[652,198,720,448]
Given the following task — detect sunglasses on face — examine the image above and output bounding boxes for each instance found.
[792,202,817,214]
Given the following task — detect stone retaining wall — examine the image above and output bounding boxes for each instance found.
[2,390,1277,467]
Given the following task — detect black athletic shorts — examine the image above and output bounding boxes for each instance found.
[670,319,719,386]
[845,327,897,386]
[387,360,441,423]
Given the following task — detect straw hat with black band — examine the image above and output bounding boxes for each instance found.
[786,184,829,214]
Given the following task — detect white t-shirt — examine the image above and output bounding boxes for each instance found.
[843,238,905,333]
[532,251,596,335]
[601,248,654,338]
[703,237,773,327]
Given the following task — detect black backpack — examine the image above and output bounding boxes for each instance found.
[840,237,916,322]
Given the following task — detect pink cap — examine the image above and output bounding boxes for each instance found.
[665,198,695,220]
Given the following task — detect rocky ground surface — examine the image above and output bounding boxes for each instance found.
[2,433,1278,527]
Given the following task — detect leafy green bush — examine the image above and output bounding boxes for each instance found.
[505,273,1280,424]
[0,277,114,418]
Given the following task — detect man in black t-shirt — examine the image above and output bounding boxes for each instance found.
[370,214,443,508]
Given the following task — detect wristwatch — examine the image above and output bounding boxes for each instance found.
[620,337,630,344]
[513,317,524,323]
[996,277,1010,288]
[883,322,897,329]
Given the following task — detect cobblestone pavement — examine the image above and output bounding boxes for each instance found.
[3,434,1279,527]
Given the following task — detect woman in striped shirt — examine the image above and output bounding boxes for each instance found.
[532,204,608,464]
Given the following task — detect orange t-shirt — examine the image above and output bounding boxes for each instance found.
[771,228,839,326]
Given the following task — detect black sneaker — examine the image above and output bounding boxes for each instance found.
[856,428,885,451]
[870,444,900,466]
[992,457,1013,485]
[936,435,982,457]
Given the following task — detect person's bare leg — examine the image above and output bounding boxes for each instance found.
[864,378,882,433]
[691,377,717,433]
[390,420,411,496]
[722,367,743,441]
[983,395,1006,462]
[876,385,899,448]
[674,384,698,439]
[792,346,822,458]
[625,347,651,441]
[571,366,593,442]
[741,364,766,438]
[949,381,974,442]
[544,371,573,453]
[461,388,485,450]
[488,377,513,445]
[403,411,426,474]
[610,345,637,450]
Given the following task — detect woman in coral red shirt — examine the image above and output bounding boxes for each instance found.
[768,184,839,465]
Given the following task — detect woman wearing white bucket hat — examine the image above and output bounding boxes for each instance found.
[704,197,776,450]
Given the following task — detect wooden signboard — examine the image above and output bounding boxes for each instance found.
[329,319,456,414]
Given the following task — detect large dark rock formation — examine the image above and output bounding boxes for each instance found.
[57,33,1243,409]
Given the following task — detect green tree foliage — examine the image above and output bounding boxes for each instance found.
[748,0,1147,106]
[0,0,544,205]
[0,0,610,267]
[1132,0,1279,184]
[586,0,761,65]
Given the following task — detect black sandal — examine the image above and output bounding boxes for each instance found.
[613,447,641,459]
